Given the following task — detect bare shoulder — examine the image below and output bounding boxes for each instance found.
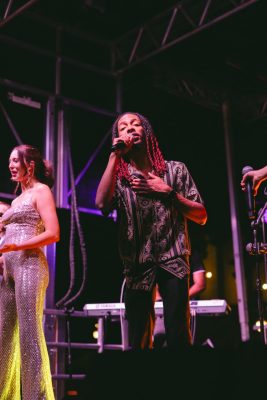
[33,183,54,203]
[34,182,51,194]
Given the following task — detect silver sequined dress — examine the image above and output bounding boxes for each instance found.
[0,192,55,400]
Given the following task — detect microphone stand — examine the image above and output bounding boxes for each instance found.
[247,203,267,345]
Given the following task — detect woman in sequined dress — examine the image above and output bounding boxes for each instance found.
[0,145,60,400]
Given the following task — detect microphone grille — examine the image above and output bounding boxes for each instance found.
[242,165,253,175]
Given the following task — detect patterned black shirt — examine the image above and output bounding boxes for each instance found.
[114,161,204,291]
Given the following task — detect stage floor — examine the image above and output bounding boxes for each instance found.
[56,341,267,400]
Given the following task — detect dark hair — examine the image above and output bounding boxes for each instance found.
[111,112,166,181]
[13,144,54,188]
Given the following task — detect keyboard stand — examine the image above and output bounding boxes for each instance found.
[95,315,130,352]
[44,308,130,354]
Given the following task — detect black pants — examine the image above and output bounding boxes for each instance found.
[124,269,191,350]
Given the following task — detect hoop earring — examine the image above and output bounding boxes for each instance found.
[25,171,33,188]
[14,182,20,194]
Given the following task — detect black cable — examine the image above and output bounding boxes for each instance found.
[56,131,88,308]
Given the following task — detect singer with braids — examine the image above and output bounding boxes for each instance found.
[0,144,60,400]
[95,112,207,350]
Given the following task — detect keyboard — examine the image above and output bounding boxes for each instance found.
[83,299,231,317]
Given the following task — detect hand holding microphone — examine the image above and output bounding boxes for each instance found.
[241,166,256,220]
[111,141,127,152]
[241,165,267,197]
[111,134,134,153]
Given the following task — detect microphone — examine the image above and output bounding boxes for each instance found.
[131,171,144,179]
[242,165,255,220]
[110,141,126,152]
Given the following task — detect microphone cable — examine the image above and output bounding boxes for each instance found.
[190,308,197,345]
[119,278,128,349]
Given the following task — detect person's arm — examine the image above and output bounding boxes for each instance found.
[170,191,207,225]
[131,171,207,225]
[95,152,121,216]
[241,165,267,196]
[189,270,206,298]
[155,285,162,301]
[0,185,60,253]
[96,133,135,215]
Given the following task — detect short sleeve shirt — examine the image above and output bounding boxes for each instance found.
[114,161,204,291]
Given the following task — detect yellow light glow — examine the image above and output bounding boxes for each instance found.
[93,330,98,339]
[206,271,212,279]
[255,320,267,332]
[262,283,267,290]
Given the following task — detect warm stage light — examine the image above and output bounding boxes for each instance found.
[92,330,98,339]
[262,283,267,290]
[206,271,212,279]
[255,320,267,332]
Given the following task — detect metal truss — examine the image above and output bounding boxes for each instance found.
[240,96,267,122]
[152,66,267,121]
[0,0,260,79]
[155,79,267,122]
[0,0,39,27]
[153,69,222,111]
[0,0,263,119]
[112,0,260,74]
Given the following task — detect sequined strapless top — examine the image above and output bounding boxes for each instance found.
[1,192,46,272]
[2,192,44,246]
